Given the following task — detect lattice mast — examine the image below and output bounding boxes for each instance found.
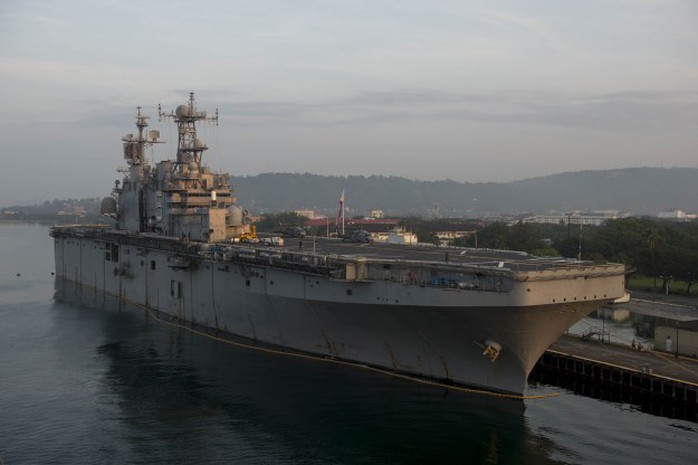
[122,106,162,166]
[158,92,219,171]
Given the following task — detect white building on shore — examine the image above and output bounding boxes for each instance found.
[523,211,630,226]
[657,209,697,221]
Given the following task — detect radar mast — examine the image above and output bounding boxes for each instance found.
[158,92,219,173]
[121,106,162,165]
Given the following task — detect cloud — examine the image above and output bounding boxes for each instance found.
[215,88,698,133]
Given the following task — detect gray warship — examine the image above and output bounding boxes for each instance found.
[51,93,626,396]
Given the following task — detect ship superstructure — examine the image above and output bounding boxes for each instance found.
[52,94,626,396]
[102,93,249,242]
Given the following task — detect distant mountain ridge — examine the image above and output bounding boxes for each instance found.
[230,167,698,216]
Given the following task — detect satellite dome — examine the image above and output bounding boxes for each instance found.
[100,196,117,215]
[176,104,190,117]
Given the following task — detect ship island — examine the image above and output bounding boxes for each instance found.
[51,93,626,396]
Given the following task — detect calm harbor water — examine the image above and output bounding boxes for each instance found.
[1,222,696,465]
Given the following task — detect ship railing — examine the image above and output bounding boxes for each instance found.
[510,262,627,281]
[507,259,625,273]
[199,246,513,291]
[364,267,510,293]
[360,260,622,289]
[213,245,622,284]
[410,275,505,292]
[202,247,498,291]
[205,245,346,277]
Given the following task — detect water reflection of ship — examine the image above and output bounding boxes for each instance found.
[54,279,567,465]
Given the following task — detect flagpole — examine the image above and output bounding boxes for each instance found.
[338,189,345,236]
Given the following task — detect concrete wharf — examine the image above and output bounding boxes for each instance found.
[533,335,698,419]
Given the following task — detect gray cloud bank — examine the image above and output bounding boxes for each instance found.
[220,88,698,132]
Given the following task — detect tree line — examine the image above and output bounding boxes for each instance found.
[454,218,698,295]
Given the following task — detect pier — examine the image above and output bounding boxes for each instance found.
[532,334,698,420]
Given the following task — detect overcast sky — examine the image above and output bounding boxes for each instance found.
[1,0,696,206]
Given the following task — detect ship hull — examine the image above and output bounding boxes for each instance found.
[53,233,620,396]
